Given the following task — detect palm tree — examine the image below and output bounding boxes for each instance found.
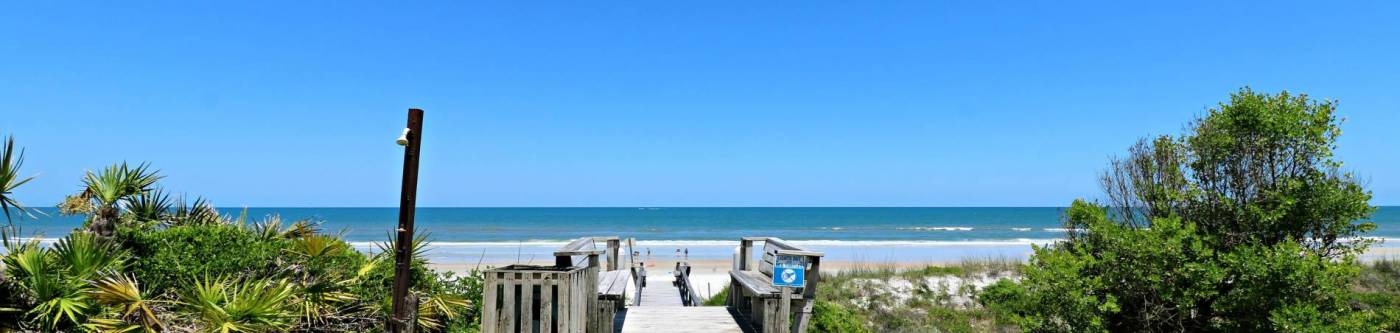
[78,163,162,237]
[0,135,35,224]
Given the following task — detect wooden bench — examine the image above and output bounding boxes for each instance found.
[727,237,824,333]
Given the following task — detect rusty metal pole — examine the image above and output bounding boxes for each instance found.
[390,109,424,333]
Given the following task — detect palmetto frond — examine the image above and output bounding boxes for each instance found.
[417,293,471,328]
[282,219,320,239]
[1,237,48,282]
[125,188,173,222]
[170,195,223,226]
[89,271,163,332]
[292,276,359,325]
[30,277,92,330]
[376,229,432,264]
[287,234,351,259]
[86,317,151,333]
[81,162,163,207]
[0,135,36,223]
[178,276,296,333]
[249,215,323,241]
[53,232,129,279]
[248,214,285,241]
[2,233,113,330]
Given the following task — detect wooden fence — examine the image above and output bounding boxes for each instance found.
[482,265,594,333]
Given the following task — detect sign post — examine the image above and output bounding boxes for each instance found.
[389,109,424,333]
[772,255,805,332]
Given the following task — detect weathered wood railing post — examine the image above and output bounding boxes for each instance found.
[605,238,621,271]
[550,237,614,333]
[793,255,821,333]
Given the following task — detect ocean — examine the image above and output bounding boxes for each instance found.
[9,207,1399,265]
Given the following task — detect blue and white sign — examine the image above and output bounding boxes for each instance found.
[771,255,806,288]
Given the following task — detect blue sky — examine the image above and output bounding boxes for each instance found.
[2,1,1397,207]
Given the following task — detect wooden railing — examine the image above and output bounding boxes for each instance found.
[482,265,592,333]
[674,261,701,306]
[482,236,629,333]
[626,238,646,307]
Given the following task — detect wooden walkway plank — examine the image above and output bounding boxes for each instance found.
[637,277,684,306]
[620,307,746,333]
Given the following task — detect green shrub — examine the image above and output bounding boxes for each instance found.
[703,284,728,306]
[426,270,485,333]
[982,88,1385,332]
[978,279,1032,327]
[810,300,869,333]
[119,223,287,295]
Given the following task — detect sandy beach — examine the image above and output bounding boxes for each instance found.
[434,255,996,302]
[432,258,937,300]
[432,242,1400,301]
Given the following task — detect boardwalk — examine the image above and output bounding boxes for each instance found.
[482,237,816,333]
[620,307,747,333]
[636,275,683,305]
[618,264,747,333]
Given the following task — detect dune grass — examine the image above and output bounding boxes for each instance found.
[815,257,1022,333]
[698,257,1024,332]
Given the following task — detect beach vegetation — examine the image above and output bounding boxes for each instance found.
[981,88,1385,332]
[1354,259,1400,330]
[0,135,36,224]
[1,231,130,331]
[118,222,289,295]
[70,162,164,237]
[810,300,870,333]
[702,285,728,306]
[0,156,485,332]
[814,258,1021,332]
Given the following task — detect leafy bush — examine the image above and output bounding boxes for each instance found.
[1,154,480,331]
[981,88,1385,332]
[810,300,869,333]
[421,270,484,332]
[119,223,287,295]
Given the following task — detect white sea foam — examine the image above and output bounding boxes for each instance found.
[345,239,1066,248]
[1011,228,1033,231]
[897,226,975,231]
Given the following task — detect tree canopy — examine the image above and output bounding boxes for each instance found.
[984,88,1381,332]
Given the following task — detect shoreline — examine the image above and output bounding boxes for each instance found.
[430,258,944,300]
[430,245,1400,300]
